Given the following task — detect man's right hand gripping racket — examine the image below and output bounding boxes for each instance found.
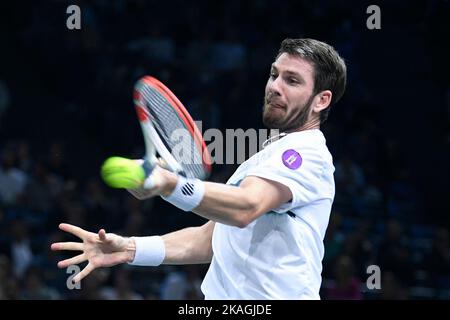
[101,76,211,198]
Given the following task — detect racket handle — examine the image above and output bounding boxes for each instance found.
[142,157,155,177]
[140,157,186,189]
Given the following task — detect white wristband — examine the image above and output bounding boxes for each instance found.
[128,236,165,266]
[162,176,205,212]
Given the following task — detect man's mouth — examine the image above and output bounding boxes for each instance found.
[268,101,286,110]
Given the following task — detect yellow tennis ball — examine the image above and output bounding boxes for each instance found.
[100,157,145,189]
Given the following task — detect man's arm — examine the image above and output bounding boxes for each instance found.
[192,176,291,227]
[51,221,214,282]
[161,220,214,264]
[140,166,293,228]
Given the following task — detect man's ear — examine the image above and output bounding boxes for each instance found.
[312,90,332,113]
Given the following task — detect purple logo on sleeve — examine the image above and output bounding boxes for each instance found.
[282,149,302,170]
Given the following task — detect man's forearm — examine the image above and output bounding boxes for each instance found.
[192,182,259,227]
[161,221,214,264]
[128,221,214,266]
[161,171,259,227]
[161,171,284,227]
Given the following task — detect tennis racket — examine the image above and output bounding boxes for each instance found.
[130,76,211,193]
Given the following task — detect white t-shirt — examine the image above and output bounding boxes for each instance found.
[201,129,335,299]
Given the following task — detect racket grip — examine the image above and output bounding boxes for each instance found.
[142,158,155,178]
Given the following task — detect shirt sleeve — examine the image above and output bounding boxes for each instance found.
[245,144,328,213]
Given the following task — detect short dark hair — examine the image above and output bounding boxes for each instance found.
[277,38,347,123]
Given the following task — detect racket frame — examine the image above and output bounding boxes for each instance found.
[133,76,212,179]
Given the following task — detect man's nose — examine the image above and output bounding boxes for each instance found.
[267,77,282,96]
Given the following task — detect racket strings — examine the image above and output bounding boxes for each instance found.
[140,85,206,179]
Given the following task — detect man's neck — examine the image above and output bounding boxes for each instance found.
[289,118,321,133]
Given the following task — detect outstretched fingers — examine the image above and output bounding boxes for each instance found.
[73,263,95,283]
[51,242,83,251]
[57,253,87,269]
[97,229,115,246]
[59,223,88,240]
[98,229,107,241]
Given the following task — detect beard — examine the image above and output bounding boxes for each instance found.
[262,93,315,132]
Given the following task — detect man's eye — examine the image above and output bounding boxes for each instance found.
[288,78,298,84]
[270,73,277,79]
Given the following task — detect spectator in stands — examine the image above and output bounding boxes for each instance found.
[324,255,363,300]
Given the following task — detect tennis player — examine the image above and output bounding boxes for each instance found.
[51,38,347,299]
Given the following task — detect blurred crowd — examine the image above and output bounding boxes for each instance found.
[0,0,449,299]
